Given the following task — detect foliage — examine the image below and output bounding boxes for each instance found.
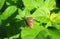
[0,0,60,39]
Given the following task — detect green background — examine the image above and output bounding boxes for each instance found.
[0,0,60,39]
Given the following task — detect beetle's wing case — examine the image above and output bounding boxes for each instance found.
[25,17,34,28]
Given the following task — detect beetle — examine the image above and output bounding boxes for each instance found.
[25,17,34,28]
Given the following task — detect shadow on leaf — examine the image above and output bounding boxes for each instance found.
[0,10,26,39]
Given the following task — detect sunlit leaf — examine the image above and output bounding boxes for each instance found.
[21,22,44,39]
[0,0,5,10]
[0,6,17,20]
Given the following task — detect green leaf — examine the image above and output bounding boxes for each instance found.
[35,29,49,39]
[0,0,5,10]
[35,0,44,7]
[22,0,36,10]
[16,8,31,20]
[50,13,60,29]
[16,8,24,20]
[0,6,17,20]
[47,28,60,39]
[32,7,50,23]
[9,34,20,39]
[21,21,44,39]
[6,0,17,5]
[35,28,60,39]
[44,0,56,10]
